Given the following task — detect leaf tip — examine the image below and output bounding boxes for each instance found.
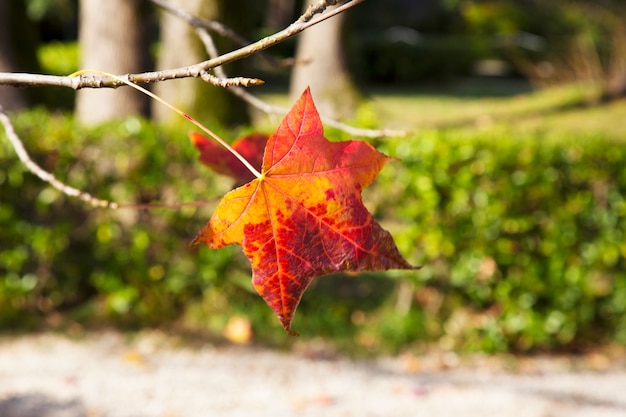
[286,327,299,337]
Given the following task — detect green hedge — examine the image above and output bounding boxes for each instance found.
[0,110,253,330]
[373,129,626,352]
[1,110,625,353]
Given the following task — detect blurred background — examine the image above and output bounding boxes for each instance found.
[1,0,625,356]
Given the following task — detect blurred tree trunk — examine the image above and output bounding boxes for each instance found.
[75,0,151,124]
[154,0,250,126]
[153,0,211,123]
[213,0,253,125]
[0,0,32,111]
[289,0,359,119]
[602,18,626,101]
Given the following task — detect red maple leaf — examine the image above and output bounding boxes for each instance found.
[191,131,268,185]
[192,88,417,333]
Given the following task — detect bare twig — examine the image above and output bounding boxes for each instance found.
[0,106,118,209]
[150,0,297,69]
[231,87,408,138]
[199,72,264,88]
[0,0,365,90]
[0,105,220,209]
[150,0,250,49]
[0,0,402,213]
[158,0,405,138]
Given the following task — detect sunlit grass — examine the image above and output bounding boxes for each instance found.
[256,79,624,140]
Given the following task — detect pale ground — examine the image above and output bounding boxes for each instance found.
[1,332,625,417]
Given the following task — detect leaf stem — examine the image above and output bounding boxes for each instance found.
[70,70,262,179]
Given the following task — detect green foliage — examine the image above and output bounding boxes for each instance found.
[26,0,75,21]
[372,129,626,352]
[1,107,625,354]
[34,42,79,110]
[38,41,79,76]
[0,109,245,329]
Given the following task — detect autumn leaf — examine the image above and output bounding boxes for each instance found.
[192,88,417,334]
[191,131,268,185]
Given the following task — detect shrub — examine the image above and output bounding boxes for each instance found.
[373,128,626,352]
[1,110,625,353]
[0,110,246,329]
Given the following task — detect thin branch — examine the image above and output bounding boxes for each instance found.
[0,0,405,216]
[320,116,408,138]
[118,200,218,210]
[0,72,80,88]
[0,0,365,90]
[231,89,408,138]
[74,68,264,179]
[300,0,342,22]
[2,0,404,140]
[0,106,220,210]
[150,0,250,48]
[150,0,297,69]
[160,0,404,138]
[199,72,264,88]
[0,106,118,209]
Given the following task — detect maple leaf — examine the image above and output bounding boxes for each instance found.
[191,131,268,185]
[192,88,417,334]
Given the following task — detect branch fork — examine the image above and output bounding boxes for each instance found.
[0,0,406,209]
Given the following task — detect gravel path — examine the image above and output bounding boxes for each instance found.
[0,332,625,417]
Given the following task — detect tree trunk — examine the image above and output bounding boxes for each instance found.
[75,0,151,124]
[0,0,29,111]
[602,24,626,101]
[153,0,210,123]
[153,0,249,126]
[289,0,359,120]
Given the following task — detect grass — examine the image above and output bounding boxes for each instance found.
[254,78,625,141]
